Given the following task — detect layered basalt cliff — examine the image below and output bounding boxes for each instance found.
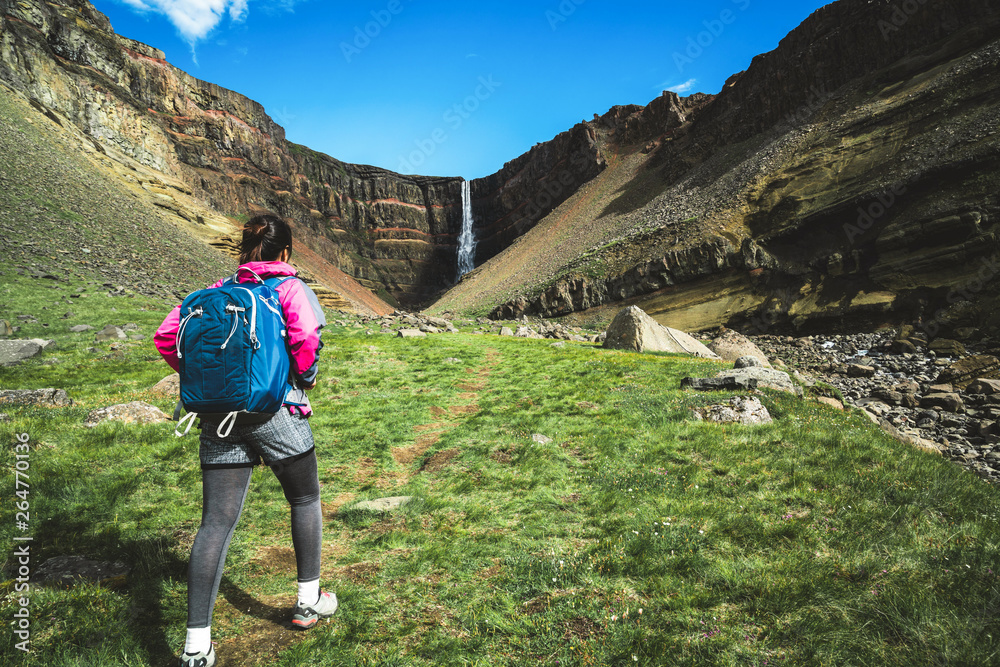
[0,0,463,306]
[468,0,1000,335]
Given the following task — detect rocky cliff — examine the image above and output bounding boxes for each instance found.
[433,0,1000,338]
[0,0,463,307]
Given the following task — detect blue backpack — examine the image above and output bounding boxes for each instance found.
[173,268,295,438]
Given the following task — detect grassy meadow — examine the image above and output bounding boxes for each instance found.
[1,271,999,666]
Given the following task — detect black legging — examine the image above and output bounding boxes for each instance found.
[186,450,322,628]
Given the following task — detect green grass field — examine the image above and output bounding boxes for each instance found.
[2,272,999,666]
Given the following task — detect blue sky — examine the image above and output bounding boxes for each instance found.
[93,0,831,180]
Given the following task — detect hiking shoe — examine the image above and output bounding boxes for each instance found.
[178,645,215,667]
[292,590,338,628]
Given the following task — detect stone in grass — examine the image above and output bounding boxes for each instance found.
[34,555,130,589]
[69,324,94,333]
[715,367,800,396]
[0,340,42,366]
[95,325,127,342]
[691,396,773,425]
[0,388,72,407]
[682,376,758,392]
[151,373,180,397]
[397,329,426,338]
[532,433,553,444]
[734,355,762,369]
[85,401,171,427]
[499,326,514,337]
[351,496,414,512]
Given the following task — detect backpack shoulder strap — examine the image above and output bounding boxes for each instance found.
[264,276,295,289]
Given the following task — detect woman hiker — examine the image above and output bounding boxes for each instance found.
[155,214,337,667]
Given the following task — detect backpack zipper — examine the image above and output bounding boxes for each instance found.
[176,306,203,359]
[234,287,259,348]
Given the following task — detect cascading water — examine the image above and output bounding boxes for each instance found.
[456,179,477,280]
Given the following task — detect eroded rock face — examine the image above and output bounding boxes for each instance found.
[0,0,463,306]
[486,1,1000,334]
[604,306,719,358]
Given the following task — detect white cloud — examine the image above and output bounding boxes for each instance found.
[660,78,697,94]
[114,0,295,44]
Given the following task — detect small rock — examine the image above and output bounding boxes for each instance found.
[0,340,43,366]
[443,357,462,364]
[847,364,876,378]
[150,373,180,397]
[734,355,763,369]
[69,324,95,333]
[681,376,759,392]
[532,433,553,444]
[920,392,965,413]
[815,397,844,410]
[85,402,171,427]
[967,378,1000,395]
[499,326,514,337]
[350,496,413,512]
[929,338,966,357]
[695,396,773,425]
[34,556,130,589]
[95,325,126,342]
[0,388,72,407]
[397,329,426,338]
[715,367,800,395]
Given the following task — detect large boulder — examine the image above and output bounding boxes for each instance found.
[603,307,719,358]
[708,329,770,367]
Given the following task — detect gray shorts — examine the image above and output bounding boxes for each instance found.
[198,408,314,469]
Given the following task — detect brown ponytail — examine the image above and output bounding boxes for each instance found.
[238,214,293,264]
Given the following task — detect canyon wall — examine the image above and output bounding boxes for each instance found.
[0,0,462,306]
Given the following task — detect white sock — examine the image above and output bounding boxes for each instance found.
[184,626,212,655]
[297,579,320,606]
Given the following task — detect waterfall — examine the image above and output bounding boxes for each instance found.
[456,179,477,280]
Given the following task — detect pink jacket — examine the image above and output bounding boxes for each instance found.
[155,261,324,415]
